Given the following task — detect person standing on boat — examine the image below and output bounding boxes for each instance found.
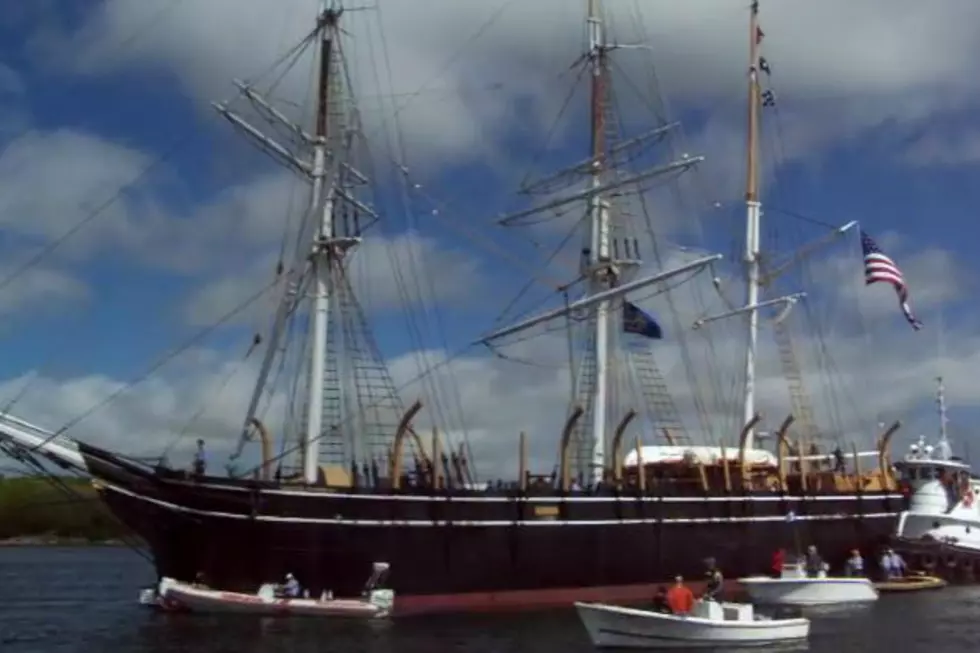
[703,558,723,600]
[770,548,786,578]
[879,548,907,579]
[651,586,669,613]
[666,576,695,615]
[844,549,865,577]
[804,545,825,578]
[282,573,301,598]
[192,439,207,477]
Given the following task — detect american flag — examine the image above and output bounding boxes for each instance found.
[861,230,922,331]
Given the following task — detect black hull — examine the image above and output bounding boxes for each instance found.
[78,444,905,613]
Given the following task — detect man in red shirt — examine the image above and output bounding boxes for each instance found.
[666,575,695,615]
[771,548,786,578]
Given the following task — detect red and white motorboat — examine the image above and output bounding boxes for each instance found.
[141,562,393,618]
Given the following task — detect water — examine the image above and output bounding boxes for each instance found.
[1,547,977,652]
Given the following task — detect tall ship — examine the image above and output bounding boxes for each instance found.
[0,1,915,613]
[890,377,980,580]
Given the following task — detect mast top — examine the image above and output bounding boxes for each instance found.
[937,375,949,442]
[318,5,343,29]
[745,0,762,203]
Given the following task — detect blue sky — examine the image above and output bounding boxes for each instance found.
[0,0,977,475]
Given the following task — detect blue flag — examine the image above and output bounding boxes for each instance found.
[622,301,662,339]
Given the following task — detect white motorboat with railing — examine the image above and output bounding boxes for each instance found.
[738,559,878,607]
[575,598,809,649]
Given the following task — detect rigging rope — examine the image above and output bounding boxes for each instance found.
[368,1,532,477]
[29,280,278,453]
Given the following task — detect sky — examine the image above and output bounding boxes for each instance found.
[0,0,978,480]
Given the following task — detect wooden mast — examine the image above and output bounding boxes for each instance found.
[585,0,612,483]
[740,0,763,451]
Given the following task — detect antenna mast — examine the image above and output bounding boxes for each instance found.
[585,0,612,483]
[937,376,949,443]
[742,0,763,450]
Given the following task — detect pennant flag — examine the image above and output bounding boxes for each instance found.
[759,57,771,75]
[622,301,663,340]
[861,231,923,331]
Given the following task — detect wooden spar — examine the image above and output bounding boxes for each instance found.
[431,427,442,490]
[852,441,861,492]
[720,441,731,493]
[737,413,762,487]
[518,431,528,492]
[389,399,423,490]
[697,458,709,492]
[407,427,431,468]
[798,437,808,492]
[247,417,273,482]
[635,435,646,492]
[560,406,586,492]
[775,415,795,492]
[610,410,638,483]
[877,420,901,490]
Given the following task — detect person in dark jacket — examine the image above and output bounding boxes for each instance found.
[652,585,670,613]
[703,557,724,600]
[844,549,865,577]
[804,545,826,578]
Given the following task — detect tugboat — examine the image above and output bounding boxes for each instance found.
[891,377,979,583]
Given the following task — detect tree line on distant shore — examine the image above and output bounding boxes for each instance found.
[0,474,131,543]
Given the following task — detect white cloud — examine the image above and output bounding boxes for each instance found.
[36,0,980,169]
[0,129,150,256]
[0,349,273,468]
[0,265,90,320]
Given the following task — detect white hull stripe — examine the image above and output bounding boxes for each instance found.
[176,480,904,504]
[102,483,900,527]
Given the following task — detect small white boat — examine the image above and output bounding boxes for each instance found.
[575,599,809,649]
[738,561,878,607]
[144,562,394,618]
